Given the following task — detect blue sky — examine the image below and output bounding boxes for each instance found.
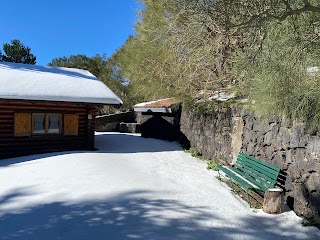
[1,0,139,65]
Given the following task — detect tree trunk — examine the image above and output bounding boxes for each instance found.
[263,188,284,214]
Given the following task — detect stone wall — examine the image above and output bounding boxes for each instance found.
[96,111,135,132]
[180,107,233,163]
[180,106,320,220]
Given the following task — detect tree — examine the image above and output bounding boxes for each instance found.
[49,54,107,78]
[1,39,36,64]
[240,14,320,132]
[115,0,244,101]
[221,0,320,28]
[115,0,320,130]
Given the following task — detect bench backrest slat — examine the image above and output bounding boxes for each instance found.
[235,159,277,185]
[237,156,280,181]
[233,152,281,191]
[239,152,280,172]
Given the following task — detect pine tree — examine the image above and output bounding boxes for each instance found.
[1,39,36,64]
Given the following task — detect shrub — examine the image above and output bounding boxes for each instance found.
[207,160,218,171]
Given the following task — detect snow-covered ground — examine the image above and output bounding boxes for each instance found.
[0,132,319,240]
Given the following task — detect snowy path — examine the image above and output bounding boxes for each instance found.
[0,132,319,240]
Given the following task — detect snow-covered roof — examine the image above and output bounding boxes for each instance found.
[0,62,122,105]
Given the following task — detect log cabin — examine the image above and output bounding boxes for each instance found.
[0,62,122,160]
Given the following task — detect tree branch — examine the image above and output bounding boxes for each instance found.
[230,1,320,28]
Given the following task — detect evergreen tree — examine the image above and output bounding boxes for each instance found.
[1,39,36,64]
[49,54,106,78]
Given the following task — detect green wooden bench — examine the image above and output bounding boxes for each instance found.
[218,152,281,207]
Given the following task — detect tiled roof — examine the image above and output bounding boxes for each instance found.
[134,98,179,108]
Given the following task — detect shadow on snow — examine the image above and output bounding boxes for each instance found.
[95,133,182,153]
[0,133,182,167]
[0,189,318,240]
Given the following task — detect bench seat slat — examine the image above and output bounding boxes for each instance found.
[217,165,257,190]
[232,167,270,191]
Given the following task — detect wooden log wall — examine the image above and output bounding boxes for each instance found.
[0,100,98,160]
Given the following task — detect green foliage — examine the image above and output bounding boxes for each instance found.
[302,218,320,228]
[185,148,219,171]
[184,148,221,183]
[182,98,194,112]
[115,0,243,102]
[206,160,218,171]
[241,14,320,133]
[1,39,36,64]
[115,0,320,128]
[186,148,202,158]
[215,175,222,181]
[49,54,108,77]
[182,99,239,121]
[170,102,181,112]
[194,102,217,119]
[185,148,207,161]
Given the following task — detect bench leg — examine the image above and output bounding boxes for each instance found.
[246,188,251,208]
[217,170,252,208]
[229,178,237,193]
[230,180,252,208]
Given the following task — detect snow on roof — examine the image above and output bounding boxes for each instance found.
[0,62,122,105]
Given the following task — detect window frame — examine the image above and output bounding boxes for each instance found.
[46,113,63,134]
[31,112,63,135]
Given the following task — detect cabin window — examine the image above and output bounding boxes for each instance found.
[33,113,46,134]
[47,114,61,134]
[32,113,62,135]
[14,112,78,137]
